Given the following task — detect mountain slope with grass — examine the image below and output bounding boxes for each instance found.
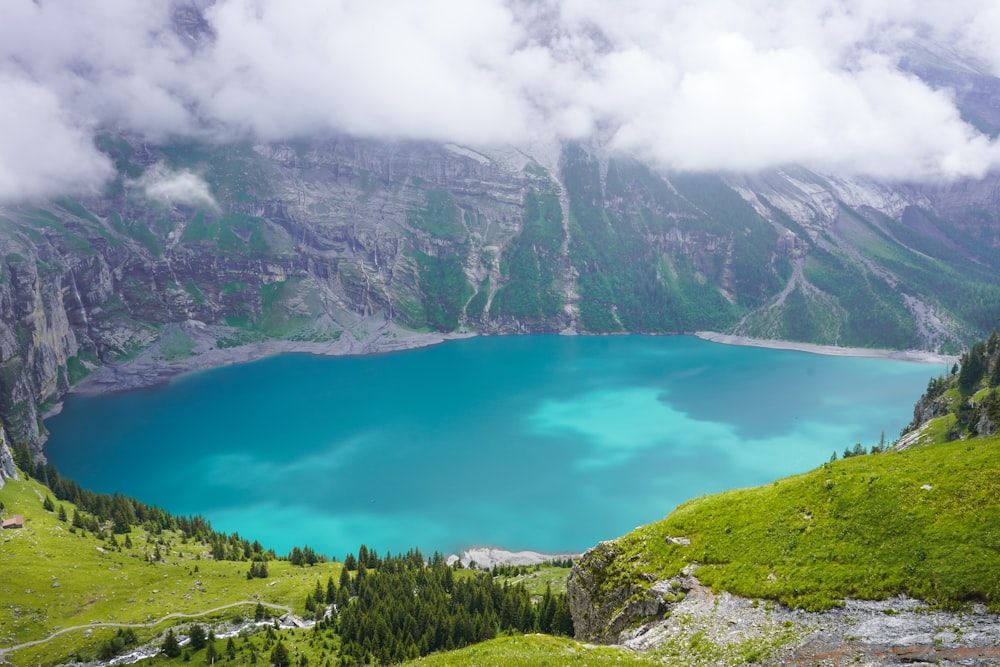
[0,445,580,667]
[567,334,1000,665]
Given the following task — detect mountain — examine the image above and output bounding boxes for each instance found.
[2,126,1000,452]
[1,18,1000,452]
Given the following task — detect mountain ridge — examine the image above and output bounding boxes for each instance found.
[3,132,1000,452]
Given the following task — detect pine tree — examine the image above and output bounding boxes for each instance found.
[162,629,181,658]
[958,343,988,394]
[538,583,556,633]
[325,576,336,604]
[270,641,290,667]
[551,594,574,636]
[188,624,207,650]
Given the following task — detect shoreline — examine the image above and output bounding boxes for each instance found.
[449,547,581,570]
[70,323,960,400]
[73,318,474,396]
[72,325,960,399]
[693,331,959,365]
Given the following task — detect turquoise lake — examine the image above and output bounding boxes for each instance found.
[44,335,940,559]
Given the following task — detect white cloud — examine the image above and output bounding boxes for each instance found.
[1,0,1000,202]
[0,72,112,201]
[139,166,218,210]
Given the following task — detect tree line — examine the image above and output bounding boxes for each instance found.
[331,547,574,666]
[16,454,338,565]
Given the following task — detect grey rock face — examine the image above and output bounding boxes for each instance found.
[0,423,18,487]
[1,132,999,456]
[567,540,694,644]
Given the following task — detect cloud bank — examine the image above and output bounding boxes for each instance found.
[2,0,1000,202]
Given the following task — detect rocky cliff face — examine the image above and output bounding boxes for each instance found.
[0,422,18,487]
[567,540,696,644]
[2,133,1000,454]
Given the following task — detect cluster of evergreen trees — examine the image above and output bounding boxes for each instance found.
[332,547,573,666]
[903,330,1000,440]
[289,545,325,566]
[831,432,889,461]
[957,332,1000,395]
[19,456,337,565]
[952,331,1000,436]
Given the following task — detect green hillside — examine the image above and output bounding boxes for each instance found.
[0,473,343,666]
[0,468,575,667]
[573,335,1000,629]
[581,436,999,614]
[401,634,657,666]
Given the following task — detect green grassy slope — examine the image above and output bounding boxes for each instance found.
[0,474,341,666]
[576,332,1000,618]
[402,634,657,666]
[581,432,999,616]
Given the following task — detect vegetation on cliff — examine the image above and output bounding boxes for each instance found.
[902,330,1000,442]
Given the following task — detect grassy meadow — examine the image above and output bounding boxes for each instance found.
[595,431,1000,613]
[0,473,341,665]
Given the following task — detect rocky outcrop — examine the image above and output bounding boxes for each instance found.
[0,422,18,487]
[567,540,695,644]
[906,391,953,435]
[568,541,1000,666]
[976,391,999,438]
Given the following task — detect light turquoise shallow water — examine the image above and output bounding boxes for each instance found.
[45,335,939,558]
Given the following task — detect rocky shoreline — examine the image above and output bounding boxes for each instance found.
[449,547,580,570]
[694,331,959,365]
[72,325,958,400]
[72,318,472,397]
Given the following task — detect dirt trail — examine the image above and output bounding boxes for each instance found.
[0,600,295,655]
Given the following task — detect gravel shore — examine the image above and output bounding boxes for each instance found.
[73,318,471,396]
[693,331,959,365]
[76,324,958,398]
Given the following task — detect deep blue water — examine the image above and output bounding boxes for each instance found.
[44,335,938,558]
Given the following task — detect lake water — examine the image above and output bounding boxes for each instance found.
[45,335,938,559]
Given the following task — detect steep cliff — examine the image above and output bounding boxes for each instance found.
[0,421,17,488]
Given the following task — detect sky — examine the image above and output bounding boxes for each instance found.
[2,0,1000,202]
